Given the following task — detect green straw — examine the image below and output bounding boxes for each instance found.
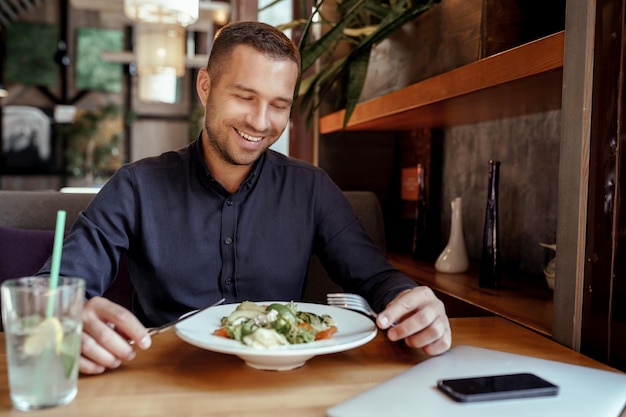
[46,210,66,317]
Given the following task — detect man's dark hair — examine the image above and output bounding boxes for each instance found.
[207,21,301,84]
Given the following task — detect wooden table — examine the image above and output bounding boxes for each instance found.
[0,317,620,417]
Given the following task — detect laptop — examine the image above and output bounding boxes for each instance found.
[327,345,626,417]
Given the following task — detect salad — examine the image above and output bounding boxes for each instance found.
[213,301,337,348]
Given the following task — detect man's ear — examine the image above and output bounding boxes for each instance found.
[196,68,210,106]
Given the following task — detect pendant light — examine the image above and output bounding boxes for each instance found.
[124,0,199,27]
[135,22,185,103]
[123,0,199,103]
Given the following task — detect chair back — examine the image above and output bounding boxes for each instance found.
[0,190,132,310]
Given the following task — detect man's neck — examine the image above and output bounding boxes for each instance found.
[212,165,250,194]
[202,140,251,194]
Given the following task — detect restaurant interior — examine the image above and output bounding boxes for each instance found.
[0,0,625,413]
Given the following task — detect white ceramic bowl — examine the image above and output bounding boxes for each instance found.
[175,301,378,371]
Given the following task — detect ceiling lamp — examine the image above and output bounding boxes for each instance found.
[199,1,230,26]
[136,22,185,103]
[138,73,178,103]
[124,0,199,27]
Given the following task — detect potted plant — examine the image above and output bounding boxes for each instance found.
[267,0,441,128]
[58,103,126,185]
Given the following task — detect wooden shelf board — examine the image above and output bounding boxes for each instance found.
[320,31,565,134]
[388,252,554,337]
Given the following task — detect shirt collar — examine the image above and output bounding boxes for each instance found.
[192,133,264,193]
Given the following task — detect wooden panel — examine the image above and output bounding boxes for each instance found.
[580,0,626,372]
[130,119,189,161]
[611,0,626,372]
[551,0,596,352]
[361,0,486,102]
[320,32,564,133]
[360,0,564,104]
[69,0,122,12]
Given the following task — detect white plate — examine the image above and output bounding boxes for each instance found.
[175,301,378,371]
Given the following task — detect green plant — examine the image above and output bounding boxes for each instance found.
[267,0,441,128]
[58,103,124,184]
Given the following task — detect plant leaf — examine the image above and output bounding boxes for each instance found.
[287,0,442,128]
[343,49,371,127]
[343,25,378,37]
[275,19,309,32]
[300,0,367,72]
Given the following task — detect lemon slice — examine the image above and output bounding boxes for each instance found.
[23,317,63,356]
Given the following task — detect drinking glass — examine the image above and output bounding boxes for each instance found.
[1,277,84,411]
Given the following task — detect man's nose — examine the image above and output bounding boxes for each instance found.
[245,103,271,131]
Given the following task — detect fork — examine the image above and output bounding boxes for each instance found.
[326,292,380,320]
[128,297,225,345]
[327,293,397,327]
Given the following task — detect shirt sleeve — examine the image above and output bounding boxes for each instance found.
[312,174,417,313]
[38,166,137,299]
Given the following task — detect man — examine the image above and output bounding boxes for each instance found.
[40,21,451,375]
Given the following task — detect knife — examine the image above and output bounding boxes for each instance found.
[129,297,226,344]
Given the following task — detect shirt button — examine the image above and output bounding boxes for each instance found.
[224,237,233,245]
[226,200,233,206]
[225,277,232,285]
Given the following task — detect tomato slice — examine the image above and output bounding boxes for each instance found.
[315,325,338,340]
[213,327,231,338]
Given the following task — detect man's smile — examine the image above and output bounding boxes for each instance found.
[235,127,263,143]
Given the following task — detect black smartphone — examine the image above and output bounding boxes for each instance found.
[437,372,559,402]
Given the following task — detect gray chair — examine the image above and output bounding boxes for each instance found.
[0,190,131,308]
[0,190,95,231]
[0,190,386,306]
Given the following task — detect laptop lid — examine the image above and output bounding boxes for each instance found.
[327,345,626,417]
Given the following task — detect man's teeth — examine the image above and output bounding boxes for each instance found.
[236,128,262,142]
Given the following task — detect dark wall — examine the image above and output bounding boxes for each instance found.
[318,109,561,276]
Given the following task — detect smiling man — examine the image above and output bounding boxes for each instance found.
[199,35,298,192]
[39,21,451,375]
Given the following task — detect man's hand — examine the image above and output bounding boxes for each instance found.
[79,297,152,375]
[376,286,451,356]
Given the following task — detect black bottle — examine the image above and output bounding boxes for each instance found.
[411,164,429,261]
[479,160,501,288]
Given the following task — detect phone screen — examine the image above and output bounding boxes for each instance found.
[437,373,559,402]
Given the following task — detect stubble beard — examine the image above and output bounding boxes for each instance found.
[203,103,263,168]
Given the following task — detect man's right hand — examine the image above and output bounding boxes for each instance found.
[79,296,152,374]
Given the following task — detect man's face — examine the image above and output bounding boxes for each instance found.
[199,45,299,168]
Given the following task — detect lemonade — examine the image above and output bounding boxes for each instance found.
[5,316,81,411]
[1,277,84,411]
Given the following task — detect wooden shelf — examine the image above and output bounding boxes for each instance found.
[320,31,565,134]
[319,32,563,336]
[388,252,554,337]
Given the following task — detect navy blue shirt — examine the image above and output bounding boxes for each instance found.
[40,138,416,326]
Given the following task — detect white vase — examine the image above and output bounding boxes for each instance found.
[435,197,469,274]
